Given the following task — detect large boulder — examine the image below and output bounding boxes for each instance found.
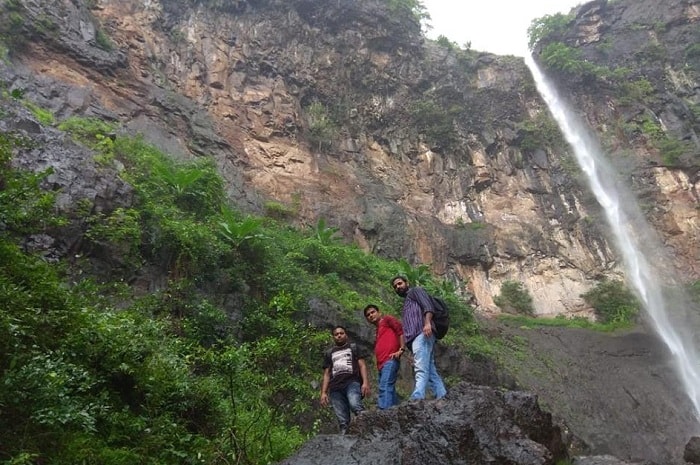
[279,382,567,465]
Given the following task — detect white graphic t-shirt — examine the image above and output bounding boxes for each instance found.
[331,346,354,378]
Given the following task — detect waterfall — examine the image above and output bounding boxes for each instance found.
[525,54,700,421]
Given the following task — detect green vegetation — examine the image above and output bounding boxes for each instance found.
[581,279,639,325]
[409,97,460,149]
[689,280,700,304]
[657,136,691,166]
[95,28,114,51]
[517,111,565,153]
[625,114,692,166]
[0,110,476,464]
[436,34,458,51]
[527,12,573,50]
[304,101,338,153]
[23,100,54,125]
[618,78,655,106]
[494,280,535,316]
[0,0,28,55]
[538,43,600,76]
[385,0,430,23]
[499,314,626,332]
[686,43,700,70]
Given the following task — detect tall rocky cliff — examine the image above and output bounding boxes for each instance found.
[4,0,696,318]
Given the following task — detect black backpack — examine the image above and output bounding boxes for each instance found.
[430,295,450,340]
[407,288,450,340]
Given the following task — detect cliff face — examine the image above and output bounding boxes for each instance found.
[1,0,697,312]
[533,0,699,277]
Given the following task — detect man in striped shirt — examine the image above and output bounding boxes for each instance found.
[391,276,447,400]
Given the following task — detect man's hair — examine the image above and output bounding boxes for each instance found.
[363,304,379,317]
[331,325,346,335]
[391,275,408,285]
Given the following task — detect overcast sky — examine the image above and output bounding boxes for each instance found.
[421,0,583,56]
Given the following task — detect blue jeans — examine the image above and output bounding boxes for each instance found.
[410,333,447,400]
[377,359,400,409]
[329,381,363,432]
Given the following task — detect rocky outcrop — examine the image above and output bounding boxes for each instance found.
[279,382,568,465]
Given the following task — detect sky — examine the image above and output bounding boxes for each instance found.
[421,0,583,56]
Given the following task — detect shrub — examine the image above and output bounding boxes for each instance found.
[494,280,534,315]
[386,0,430,22]
[618,78,655,106]
[305,101,338,152]
[517,111,564,153]
[23,101,54,125]
[658,137,690,166]
[527,12,573,49]
[581,279,639,324]
[409,98,460,149]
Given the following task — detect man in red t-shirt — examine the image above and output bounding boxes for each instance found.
[364,304,406,409]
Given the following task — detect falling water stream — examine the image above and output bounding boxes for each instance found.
[525,55,700,421]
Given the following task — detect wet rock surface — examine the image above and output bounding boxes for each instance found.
[685,436,700,464]
[493,321,699,465]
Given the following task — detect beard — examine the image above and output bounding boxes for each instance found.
[395,288,408,297]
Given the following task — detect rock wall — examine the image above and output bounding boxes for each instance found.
[2,0,697,317]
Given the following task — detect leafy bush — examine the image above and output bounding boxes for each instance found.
[618,78,655,106]
[517,111,564,153]
[436,34,457,51]
[494,280,535,315]
[23,101,54,125]
[539,43,588,74]
[581,279,639,324]
[689,280,700,304]
[305,101,338,152]
[385,0,430,22]
[409,98,460,149]
[527,12,573,49]
[686,44,700,70]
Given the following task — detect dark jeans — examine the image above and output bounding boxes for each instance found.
[329,381,363,433]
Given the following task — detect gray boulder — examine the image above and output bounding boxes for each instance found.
[279,382,567,465]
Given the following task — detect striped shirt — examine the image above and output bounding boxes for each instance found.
[402,286,435,344]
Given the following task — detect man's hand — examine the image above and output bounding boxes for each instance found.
[320,392,329,407]
[361,383,371,398]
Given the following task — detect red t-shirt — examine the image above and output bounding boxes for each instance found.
[374,315,403,370]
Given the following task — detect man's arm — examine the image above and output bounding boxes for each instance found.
[388,316,408,358]
[320,367,331,406]
[358,358,371,398]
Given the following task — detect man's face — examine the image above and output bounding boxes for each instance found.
[332,328,348,346]
[364,307,381,325]
[392,278,408,297]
